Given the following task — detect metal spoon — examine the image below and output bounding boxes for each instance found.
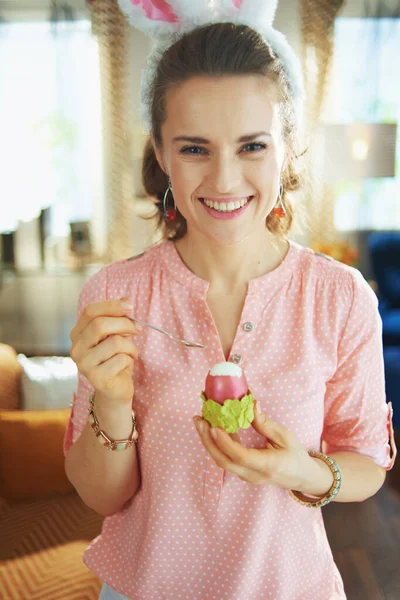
[127,315,207,349]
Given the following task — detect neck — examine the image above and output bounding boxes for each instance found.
[174,230,289,295]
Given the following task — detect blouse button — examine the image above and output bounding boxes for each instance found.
[243,322,254,332]
[231,354,243,364]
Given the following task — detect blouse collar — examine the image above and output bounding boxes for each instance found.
[157,238,302,296]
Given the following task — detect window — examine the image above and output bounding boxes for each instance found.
[0,19,104,245]
[332,18,400,230]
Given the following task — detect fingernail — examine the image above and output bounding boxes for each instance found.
[211,428,218,439]
[134,323,143,332]
[255,400,261,414]
[120,298,133,311]
[193,417,204,433]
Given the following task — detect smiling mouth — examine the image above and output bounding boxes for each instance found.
[199,196,254,213]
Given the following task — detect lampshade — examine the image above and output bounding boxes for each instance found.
[319,123,397,181]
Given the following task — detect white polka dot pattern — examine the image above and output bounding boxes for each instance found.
[63,239,396,600]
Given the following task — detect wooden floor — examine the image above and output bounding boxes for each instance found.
[323,430,400,600]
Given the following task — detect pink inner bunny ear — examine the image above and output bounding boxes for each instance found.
[232,0,244,7]
[130,0,179,23]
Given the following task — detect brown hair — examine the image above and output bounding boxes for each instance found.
[141,22,305,241]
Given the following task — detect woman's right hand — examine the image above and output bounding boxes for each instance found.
[70,297,142,410]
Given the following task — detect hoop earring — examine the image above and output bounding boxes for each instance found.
[163,177,177,222]
[273,183,286,219]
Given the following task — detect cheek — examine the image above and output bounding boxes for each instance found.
[170,158,203,190]
[248,157,280,187]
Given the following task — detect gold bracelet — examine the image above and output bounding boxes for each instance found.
[88,394,139,451]
[288,451,342,508]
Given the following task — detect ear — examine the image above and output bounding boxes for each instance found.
[150,133,168,175]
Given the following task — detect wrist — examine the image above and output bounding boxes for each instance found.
[91,392,134,439]
[297,456,334,498]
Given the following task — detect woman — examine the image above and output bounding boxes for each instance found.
[64,2,396,599]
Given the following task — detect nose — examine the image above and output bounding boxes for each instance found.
[208,152,242,194]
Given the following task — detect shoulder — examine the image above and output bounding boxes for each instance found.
[78,241,167,304]
[98,240,166,282]
[105,244,159,283]
[295,241,377,308]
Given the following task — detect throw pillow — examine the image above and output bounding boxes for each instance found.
[17,354,78,410]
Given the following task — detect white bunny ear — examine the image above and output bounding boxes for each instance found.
[220,0,279,28]
[263,26,305,118]
[166,0,215,23]
[117,0,182,39]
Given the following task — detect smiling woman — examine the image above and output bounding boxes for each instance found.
[64,3,396,600]
[141,22,304,243]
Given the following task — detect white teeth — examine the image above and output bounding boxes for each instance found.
[202,197,252,212]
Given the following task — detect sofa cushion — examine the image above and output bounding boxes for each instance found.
[17,354,78,410]
[381,307,400,346]
[0,408,74,502]
[0,344,22,410]
[369,232,400,308]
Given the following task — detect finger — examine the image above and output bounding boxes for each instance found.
[230,432,241,444]
[251,401,288,448]
[80,335,138,374]
[82,316,141,348]
[71,297,134,339]
[193,419,257,479]
[91,353,134,390]
[209,425,274,472]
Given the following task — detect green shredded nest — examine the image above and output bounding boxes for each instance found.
[201,391,255,433]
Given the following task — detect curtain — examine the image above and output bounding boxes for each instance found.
[88,0,136,262]
[300,0,345,244]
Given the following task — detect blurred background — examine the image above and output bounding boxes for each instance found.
[0,0,399,355]
[0,1,399,599]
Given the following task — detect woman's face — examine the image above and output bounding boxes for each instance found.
[153,74,286,246]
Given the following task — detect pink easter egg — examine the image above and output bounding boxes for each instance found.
[204,362,248,405]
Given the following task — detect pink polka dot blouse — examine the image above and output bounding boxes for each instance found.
[64,238,397,600]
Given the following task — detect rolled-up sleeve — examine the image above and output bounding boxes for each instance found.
[322,269,397,471]
[63,266,108,457]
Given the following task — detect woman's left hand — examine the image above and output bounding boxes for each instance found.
[193,400,315,491]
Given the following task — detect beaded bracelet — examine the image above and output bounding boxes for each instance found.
[288,451,342,508]
[88,394,139,451]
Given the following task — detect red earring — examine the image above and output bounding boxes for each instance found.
[163,177,176,221]
[273,184,286,219]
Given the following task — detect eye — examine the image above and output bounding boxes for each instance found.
[242,142,267,153]
[180,145,207,155]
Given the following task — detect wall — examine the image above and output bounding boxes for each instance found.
[340,0,400,16]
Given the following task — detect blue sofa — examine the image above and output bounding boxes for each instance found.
[368,232,400,430]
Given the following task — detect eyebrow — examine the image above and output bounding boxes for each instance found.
[172,132,272,144]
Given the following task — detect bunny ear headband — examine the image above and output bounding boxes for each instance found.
[117,0,304,130]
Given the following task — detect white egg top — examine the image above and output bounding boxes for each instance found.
[209,362,243,377]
